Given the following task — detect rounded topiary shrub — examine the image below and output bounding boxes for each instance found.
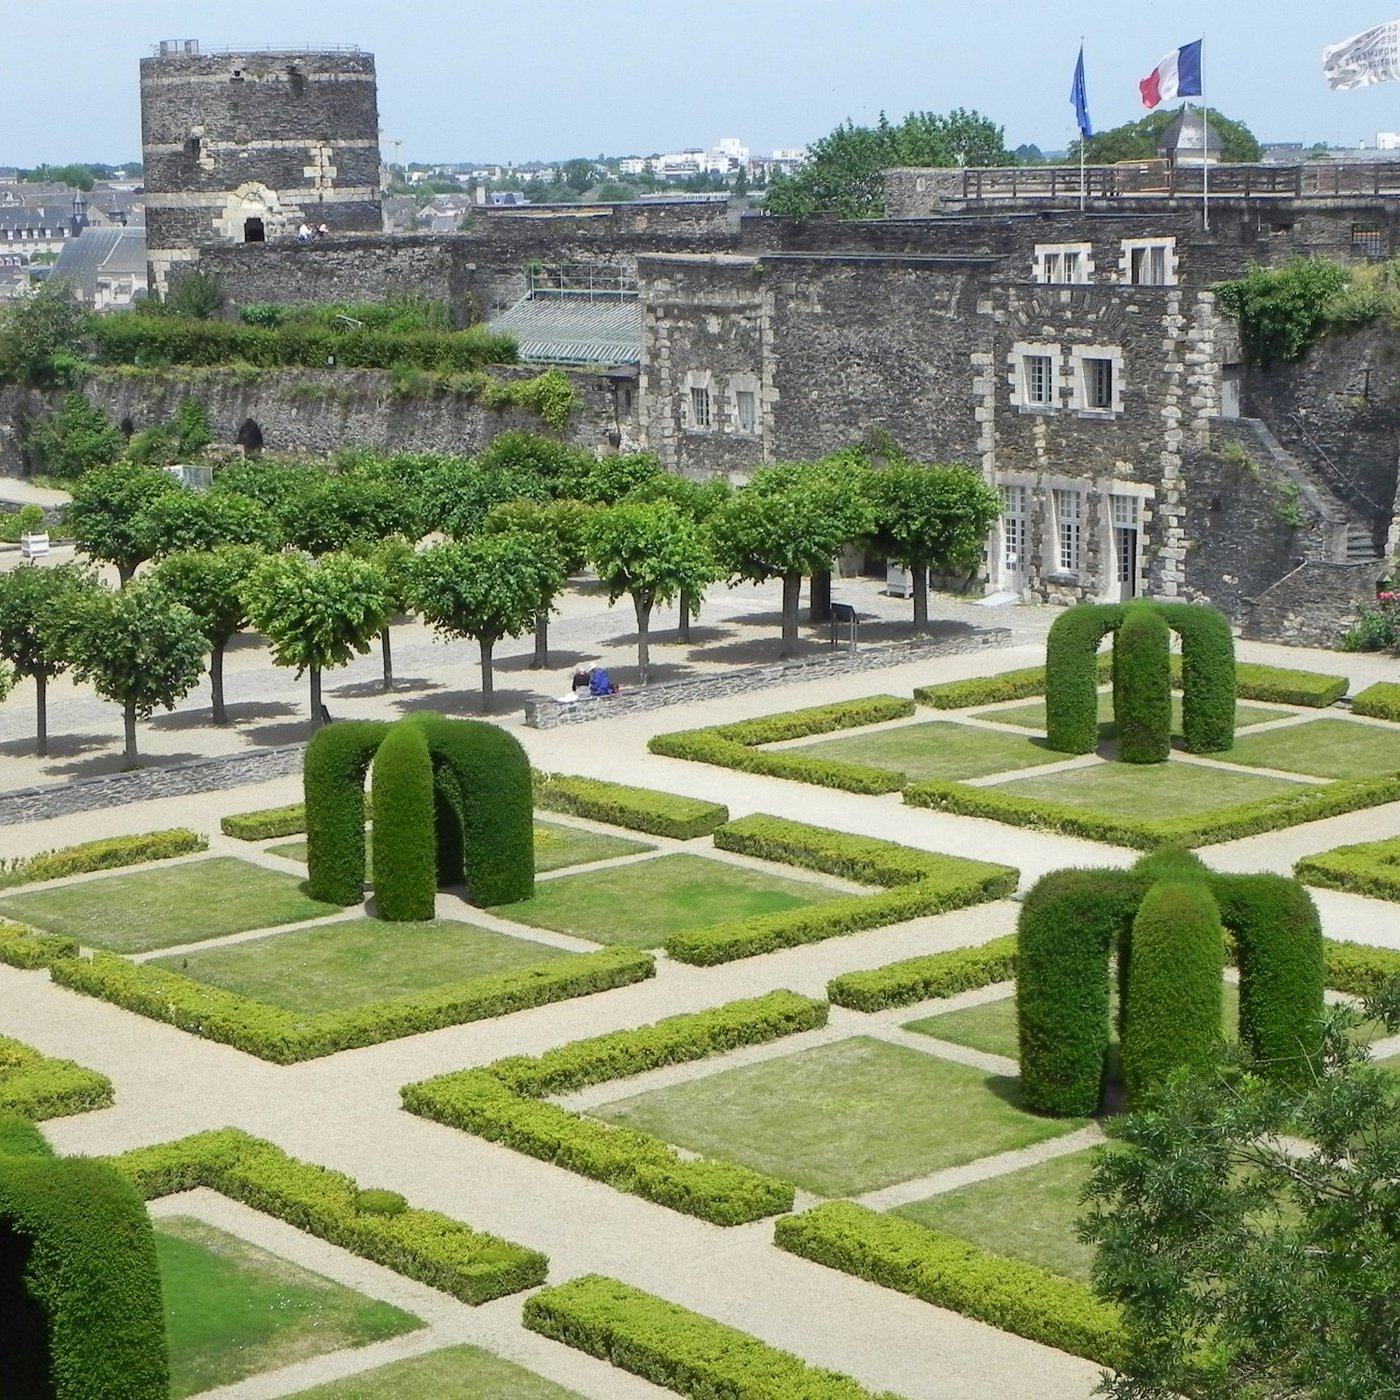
[304,721,389,906]
[1121,880,1225,1109]
[1045,604,1123,755]
[371,719,438,922]
[1113,603,1172,764]
[1158,601,1236,754]
[0,1153,169,1399]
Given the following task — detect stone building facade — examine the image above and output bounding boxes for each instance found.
[140,43,382,295]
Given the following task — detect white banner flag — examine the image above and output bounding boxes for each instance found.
[1324,20,1400,90]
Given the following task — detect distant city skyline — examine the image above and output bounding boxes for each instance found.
[8,1,1400,167]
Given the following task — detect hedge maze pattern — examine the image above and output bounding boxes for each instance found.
[1017,850,1324,1115]
[1045,601,1236,759]
[305,713,534,919]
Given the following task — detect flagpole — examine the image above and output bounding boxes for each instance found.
[1079,37,1087,210]
[1201,36,1210,231]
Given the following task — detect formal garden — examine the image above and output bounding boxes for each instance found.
[6,597,1400,1399]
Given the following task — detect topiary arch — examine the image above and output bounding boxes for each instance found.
[1045,600,1236,759]
[304,712,534,919]
[0,1116,169,1399]
[1016,850,1324,1116]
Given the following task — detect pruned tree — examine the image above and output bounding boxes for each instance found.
[138,489,281,559]
[711,459,876,657]
[347,534,418,692]
[410,532,558,711]
[0,562,98,754]
[64,464,182,584]
[151,545,265,724]
[869,462,1001,628]
[588,500,719,683]
[626,473,732,642]
[280,474,418,556]
[419,461,549,539]
[240,551,389,725]
[58,578,206,764]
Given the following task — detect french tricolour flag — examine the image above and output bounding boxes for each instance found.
[1140,39,1203,109]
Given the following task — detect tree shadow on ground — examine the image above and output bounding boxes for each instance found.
[684,635,835,667]
[494,649,594,674]
[242,717,319,748]
[42,748,207,778]
[149,701,299,731]
[330,676,442,700]
[0,732,110,761]
[390,685,542,719]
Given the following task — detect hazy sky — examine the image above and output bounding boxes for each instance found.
[8,1,1400,165]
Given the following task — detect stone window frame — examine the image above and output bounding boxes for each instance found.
[1049,483,1085,579]
[1102,483,1153,602]
[993,477,1034,591]
[727,371,762,437]
[1009,341,1063,414]
[1068,343,1125,418]
[1119,236,1177,286]
[1033,241,1094,285]
[682,370,715,433]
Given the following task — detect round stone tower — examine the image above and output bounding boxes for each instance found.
[139,41,382,294]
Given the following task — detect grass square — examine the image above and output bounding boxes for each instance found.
[1212,716,1400,780]
[0,857,341,953]
[787,720,1060,781]
[590,1036,1084,1196]
[156,1216,421,1399]
[265,822,654,879]
[282,1344,589,1398]
[977,693,1294,738]
[894,1147,1106,1283]
[988,761,1305,819]
[148,919,574,1014]
[489,852,842,949]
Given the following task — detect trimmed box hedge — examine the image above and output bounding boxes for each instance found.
[48,945,653,1064]
[402,991,824,1225]
[0,1034,113,1120]
[663,815,1017,966]
[1351,681,1400,723]
[1231,661,1347,708]
[523,1274,903,1400]
[107,1128,545,1304]
[221,803,310,841]
[532,772,728,840]
[774,1202,1126,1371]
[827,935,1018,1012]
[0,921,78,970]
[0,828,207,890]
[1322,938,1400,997]
[904,773,1400,850]
[915,657,1114,710]
[648,697,916,794]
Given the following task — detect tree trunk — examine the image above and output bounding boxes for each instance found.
[913,566,930,632]
[479,637,495,712]
[677,588,692,644]
[122,701,138,766]
[808,569,832,624]
[781,572,802,658]
[310,666,323,726]
[533,613,548,669]
[634,592,653,685]
[35,670,47,758]
[211,644,228,725]
[117,561,136,588]
[380,626,393,692]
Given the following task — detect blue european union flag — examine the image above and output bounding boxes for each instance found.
[1071,45,1093,140]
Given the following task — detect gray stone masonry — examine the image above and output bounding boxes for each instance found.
[1241,559,1387,648]
[523,626,1012,728]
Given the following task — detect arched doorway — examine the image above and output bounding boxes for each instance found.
[235,418,264,454]
[243,218,265,243]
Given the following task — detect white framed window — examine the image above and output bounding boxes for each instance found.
[1069,345,1125,416]
[1009,342,1062,412]
[1034,241,1093,285]
[1121,237,1176,286]
[734,389,756,434]
[1053,488,1083,575]
[1024,354,1054,406]
[689,385,712,429]
[999,483,1027,587]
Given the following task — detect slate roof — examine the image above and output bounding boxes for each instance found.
[50,226,147,297]
[488,291,642,366]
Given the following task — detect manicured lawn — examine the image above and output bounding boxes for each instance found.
[150,919,573,1013]
[488,852,842,949]
[590,1036,1084,1196]
[908,985,1243,1059]
[1213,716,1400,780]
[284,1344,589,1398]
[788,721,1059,781]
[977,693,1294,738]
[156,1216,421,1399]
[990,760,1305,819]
[895,1147,1108,1282]
[0,858,341,953]
[266,823,652,879]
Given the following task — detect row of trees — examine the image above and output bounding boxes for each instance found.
[0,433,1000,759]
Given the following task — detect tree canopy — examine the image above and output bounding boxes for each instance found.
[64,464,182,584]
[766,109,1012,219]
[1072,105,1261,165]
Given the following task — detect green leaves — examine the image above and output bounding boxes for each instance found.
[0,562,96,682]
[64,463,183,583]
[588,499,717,611]
[869,462,1000,574]
[152,545,264,647]
[240,551,389,676]
[411,533,559,647]
[1217,258,1352,366]
[23,392,123,480]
